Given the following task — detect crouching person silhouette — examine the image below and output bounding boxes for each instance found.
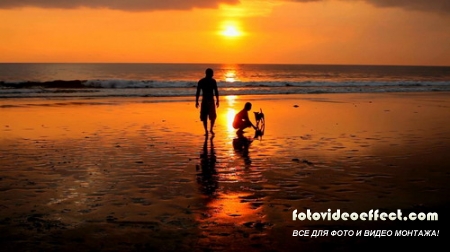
[233,102,256,134]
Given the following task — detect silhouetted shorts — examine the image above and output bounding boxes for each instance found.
[200,100,216,121]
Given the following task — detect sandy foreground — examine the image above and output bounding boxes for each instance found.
[0,93,449,251]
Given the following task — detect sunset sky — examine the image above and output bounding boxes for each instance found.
[0,0,449,65]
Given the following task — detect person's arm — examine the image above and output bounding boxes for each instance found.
[244,112,256,129]
[214,80,219,108]
[195,82,201,108]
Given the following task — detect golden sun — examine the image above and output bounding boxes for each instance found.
[222,25,241,37]
[219,21,245,38]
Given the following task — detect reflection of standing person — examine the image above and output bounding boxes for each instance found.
[196,68,219,135]
[197,135,218,197]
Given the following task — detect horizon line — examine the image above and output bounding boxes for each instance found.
[0,62,449,68]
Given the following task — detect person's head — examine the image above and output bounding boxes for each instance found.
[244,102,252,111]
[205,68,214,78]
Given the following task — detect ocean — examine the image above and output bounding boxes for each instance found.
[0,63,449,98]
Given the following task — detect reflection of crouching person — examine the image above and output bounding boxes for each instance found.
[233,102,256,132]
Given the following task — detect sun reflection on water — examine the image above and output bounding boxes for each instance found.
[201,192,263,224]
[224,70,237,82]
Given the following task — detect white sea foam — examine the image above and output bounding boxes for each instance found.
[1,63,449,98]
[1,79,449,98]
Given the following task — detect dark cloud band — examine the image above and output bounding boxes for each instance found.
[0,0,240,11]
[0,0,449,14]
[364,0,450,14]
[290,0,450,14]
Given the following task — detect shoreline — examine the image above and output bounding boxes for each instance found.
[1,92,448,251]
[1,90,450,101]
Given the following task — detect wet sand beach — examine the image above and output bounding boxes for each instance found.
[0,93,449,251]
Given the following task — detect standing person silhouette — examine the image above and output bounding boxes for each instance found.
[196,68,219,135]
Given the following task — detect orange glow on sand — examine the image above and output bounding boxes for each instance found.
[2,93,450,250]
[201,192,263,224]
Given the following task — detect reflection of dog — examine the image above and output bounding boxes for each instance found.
[253,109,265,139]
[254,129,263,139]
